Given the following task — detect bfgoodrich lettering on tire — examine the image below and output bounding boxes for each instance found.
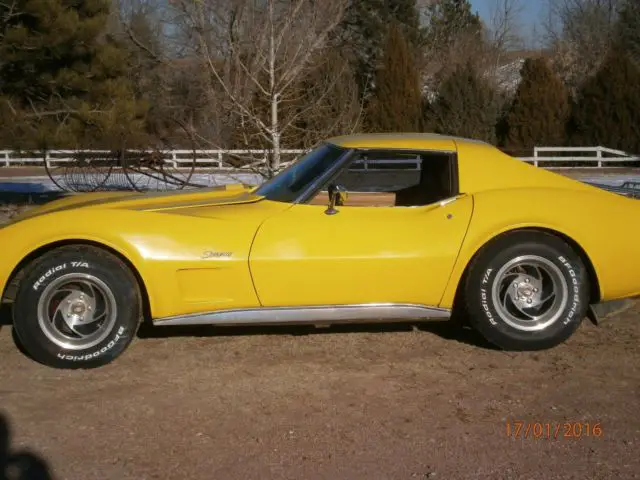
[464,231,590,351]
[12,245,141,369]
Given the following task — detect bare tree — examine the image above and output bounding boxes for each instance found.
[486,0,526,61]
[542,0,620,92]
[115,0,247,159]
[166,0,359,177]
[476,0,529,100]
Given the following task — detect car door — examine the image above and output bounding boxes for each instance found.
[248,149,474,308]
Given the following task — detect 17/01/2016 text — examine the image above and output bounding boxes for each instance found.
[506,421,603,439]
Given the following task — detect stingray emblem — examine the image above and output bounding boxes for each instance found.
[202,251,233,259]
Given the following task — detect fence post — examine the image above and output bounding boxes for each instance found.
[597,147,602,168]
[45,150,51,169]
[218,151,223,168]
[3,151,9,167]
[533,146,539,167]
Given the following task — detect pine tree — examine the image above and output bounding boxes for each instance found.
[426,62,498,143]
[617,0,640,66]
[366,23,422,132]
[421,0,486,93]
[568,47,640,153]
[387,0,423,47]
[0,0,145,150]
[504,57,570,151]
[424,0,483,46]
[337,0,424,100]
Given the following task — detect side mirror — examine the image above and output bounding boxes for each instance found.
[325,184,348,215]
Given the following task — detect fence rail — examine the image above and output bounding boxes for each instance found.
[1,146,639,169]
[519,146,640,168]
[0,149,307,169]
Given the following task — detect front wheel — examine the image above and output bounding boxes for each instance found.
[463,231,591,351]
[13,245,141,369]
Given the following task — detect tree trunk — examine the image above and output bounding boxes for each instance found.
[269,0,280,172]
[271,93,281,172]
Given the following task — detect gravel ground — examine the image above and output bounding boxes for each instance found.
[1,193,640,480]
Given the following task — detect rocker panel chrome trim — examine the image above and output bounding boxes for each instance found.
[153,303,451,327]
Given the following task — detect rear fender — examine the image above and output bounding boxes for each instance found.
[439,188,640,308]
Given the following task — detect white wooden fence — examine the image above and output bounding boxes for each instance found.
[519,146,639,168]
[0,146,638,169]
[0,149,306,169]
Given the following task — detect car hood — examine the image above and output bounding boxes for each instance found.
[7,183,263,225]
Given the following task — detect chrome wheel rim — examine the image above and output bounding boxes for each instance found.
[37,273,118,350]
[491,255,568,332]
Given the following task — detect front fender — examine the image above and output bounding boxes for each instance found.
[439,187,640,308]
[0,209,150,308]
[0,206,265,319]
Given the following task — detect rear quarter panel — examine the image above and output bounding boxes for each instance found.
[439,187,640,308]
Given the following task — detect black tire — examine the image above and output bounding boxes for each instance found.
[12,245,141,369]
[463,231,590,351]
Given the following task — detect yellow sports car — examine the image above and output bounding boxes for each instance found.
[1,133,639,369]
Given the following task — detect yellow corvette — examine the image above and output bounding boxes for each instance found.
[1,133,639,368]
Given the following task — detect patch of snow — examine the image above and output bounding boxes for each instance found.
[0,173,266,194]
[490,58,526,96]
[569,173,640,186]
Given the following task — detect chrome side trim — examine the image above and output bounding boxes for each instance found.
[438,194,464,207]
[153,303,451,327]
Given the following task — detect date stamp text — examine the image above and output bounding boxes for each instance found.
[506,421,603,439]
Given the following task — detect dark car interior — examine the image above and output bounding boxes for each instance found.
[309,150,458,207]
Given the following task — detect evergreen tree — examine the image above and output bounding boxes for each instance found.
[494,99,512,150]
[568,47,640,153]
[617,0,640,66]
[504,57,570,151]
[366,23,422,132]
[421,0,486,92]
[424,0,483,46]
[426,62,498,143]
[0,0,145,150]
[387,0,423,47]
[337,0,423,100]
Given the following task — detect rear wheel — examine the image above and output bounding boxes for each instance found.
[464,231,590,351]
[13,246,141,369]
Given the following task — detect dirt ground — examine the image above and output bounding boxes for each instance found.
[1,199,640,480]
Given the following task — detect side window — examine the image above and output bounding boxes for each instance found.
[308,150,456,207]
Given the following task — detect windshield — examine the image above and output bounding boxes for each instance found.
[254,143,348,202]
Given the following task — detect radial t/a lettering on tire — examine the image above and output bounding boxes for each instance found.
[464,231,591,351]
[12,245,141,369]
